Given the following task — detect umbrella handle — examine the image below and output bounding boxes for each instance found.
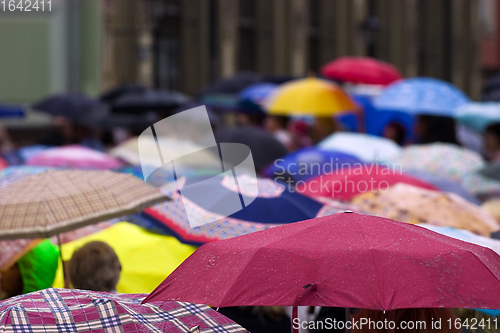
[292,305,299,333]
[57,234,70,289]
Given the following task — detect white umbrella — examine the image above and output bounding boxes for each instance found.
[317,132,401,162]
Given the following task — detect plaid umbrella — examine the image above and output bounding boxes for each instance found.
[389,143,500,195]
[0,288,247,333]
[0,170,168,240]
[351,183,500,236]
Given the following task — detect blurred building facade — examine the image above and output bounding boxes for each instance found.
[105,0,482,98]
[0,0,490,103]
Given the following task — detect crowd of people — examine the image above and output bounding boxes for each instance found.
[1,73,500,333]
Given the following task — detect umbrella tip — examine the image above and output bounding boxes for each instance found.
[344,210,353,213]
[189,326,200,333]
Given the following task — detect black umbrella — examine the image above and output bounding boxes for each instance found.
[199,71,262,109]
[99,84,147,103]
[110,88,191,114]
[32,93,108,127]
[214,126,288,172]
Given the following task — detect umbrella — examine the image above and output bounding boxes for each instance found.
[110,88,191,114]
[404,169,480,204]
[199,71,262,109]
[264,77,359,117]
[143,212,500,318]
[373,77,470,116]
[263,147,363,182]
[238,83,277,113]
[52,222,196,293]
[0,169,168,240]
[0,288,247,333]
[0,166,52,188]
[301,165,438,200]
[109,136,222,170]
[32,93,108,128]
[318,132,402,162]
[25,145,124,169]
[33,93,102,119]
[390,143,500,195]
[100,84,147,103]
[321,56,402,86]
[0,156,7,169]
[351,183,499,236]
[419,224,500,255]
[215,126,288,171]
[455,102,500,133]
[141,175,362,246]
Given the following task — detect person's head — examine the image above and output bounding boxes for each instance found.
[264,115,289,133]
[0,239,60,299]
[415,115,458,145]
[310,117,343,144]
[69,241,121,292]
[383,122,406,146]
[484,122,500,160]
[352,308,459,333]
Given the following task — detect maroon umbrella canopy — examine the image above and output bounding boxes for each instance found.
[144,213,500,311]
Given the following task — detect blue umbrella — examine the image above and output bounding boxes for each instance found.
[238,83,277,113]
[263,147,363,182]
[373,77,470,116]
[455,102,500,133]
[141,174,359,245]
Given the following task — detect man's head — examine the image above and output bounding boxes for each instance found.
[69,241,121,292]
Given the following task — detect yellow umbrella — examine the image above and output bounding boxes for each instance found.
[265,77,359,116]
[53,222,197,293]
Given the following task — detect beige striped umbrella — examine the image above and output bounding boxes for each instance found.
[351,183,499,237]
[0,170,169,240]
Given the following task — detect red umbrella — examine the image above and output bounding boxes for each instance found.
[321,57,402,86]
[300,165,438,200]
[143,213,500,332]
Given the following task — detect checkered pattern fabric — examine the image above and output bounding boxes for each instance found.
[0,288,247,333]
[0,170,169,240]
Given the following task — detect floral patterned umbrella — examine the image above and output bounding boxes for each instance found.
[389,143,500,195]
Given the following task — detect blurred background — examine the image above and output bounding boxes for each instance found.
[0,0,494,101]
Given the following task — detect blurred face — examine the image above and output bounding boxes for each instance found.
[383,125,397,141]
[484,132,500,158]
[264,117,281,132]
[53,116,73,139]
[414,116,426,140]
